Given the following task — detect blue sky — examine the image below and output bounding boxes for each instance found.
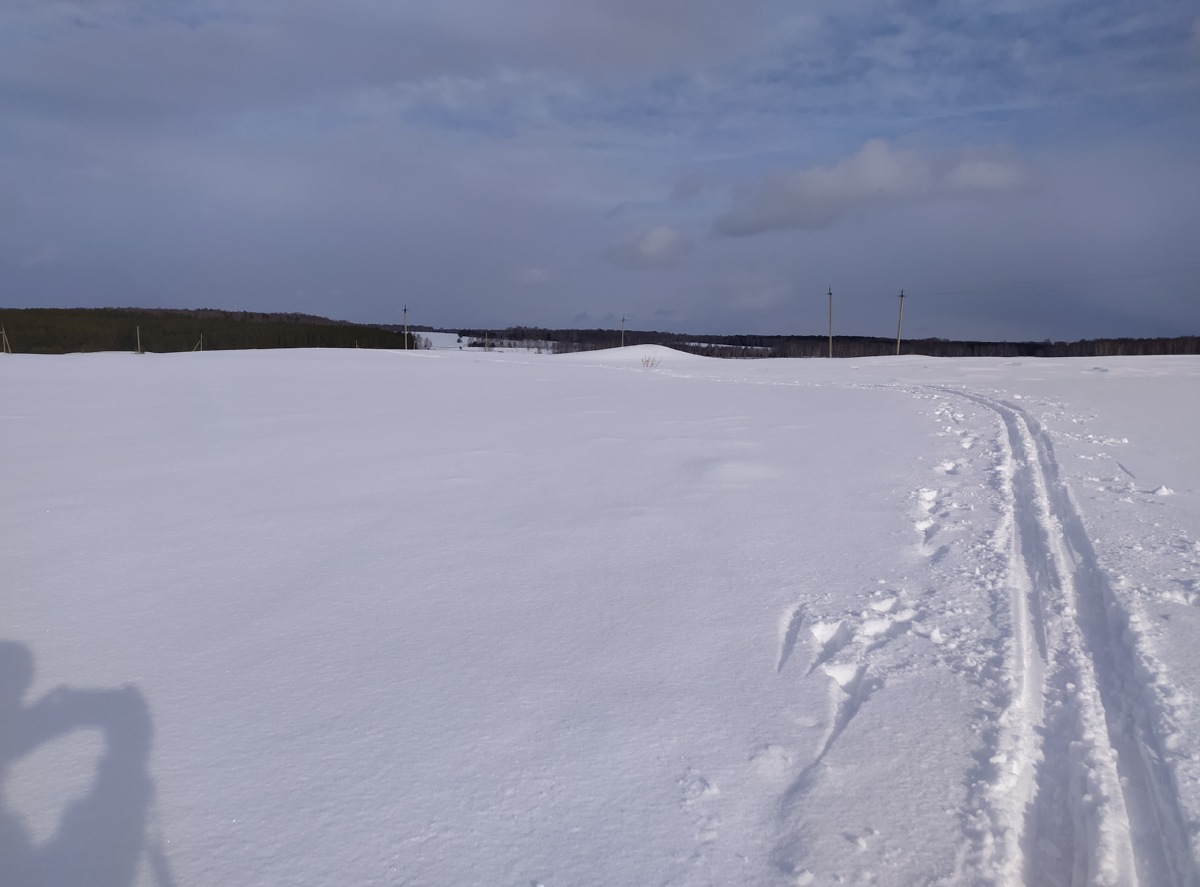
[2,0,1197,339]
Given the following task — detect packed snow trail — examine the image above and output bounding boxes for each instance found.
[936,389,1192,887]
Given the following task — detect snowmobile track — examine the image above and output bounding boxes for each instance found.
[936,388,1193,887]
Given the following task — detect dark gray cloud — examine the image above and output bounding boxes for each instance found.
[1,0,1197,339]
[604,226,691,268]
[669,174,705,202]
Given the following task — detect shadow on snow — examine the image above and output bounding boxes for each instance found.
[0,640,174,887]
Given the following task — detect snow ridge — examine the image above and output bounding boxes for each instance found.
[943,390,1192,887]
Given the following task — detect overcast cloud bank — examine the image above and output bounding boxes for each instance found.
[0,0,1197,338]
[714,140,1026,235]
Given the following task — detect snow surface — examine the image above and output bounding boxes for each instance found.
[2,346,1199,887]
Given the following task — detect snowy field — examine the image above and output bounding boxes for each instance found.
[3,346,1199,887]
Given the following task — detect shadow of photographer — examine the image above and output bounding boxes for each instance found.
[0,641,174,887]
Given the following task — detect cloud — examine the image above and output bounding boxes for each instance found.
[1,0,1196,341]
[515,267,554,284]
[669,174,705,202]
[23,245,56,267]
[713,140,1025,236]
[604,226,691,268]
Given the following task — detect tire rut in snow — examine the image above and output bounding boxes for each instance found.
[939,389,1192,887]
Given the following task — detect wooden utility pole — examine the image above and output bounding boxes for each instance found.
[1,325,11,354]
[895,290,905,356]
[136,326,142,354]
[828,287,833,358]
[621,316,625,348]
[403,305,408,350]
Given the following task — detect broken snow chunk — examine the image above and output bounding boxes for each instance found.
[860,618,892,638]
[869,596,898,614]
[823,662,865,693]
[929,626,944,644]
[811,621,845,646]
[1153,486,1175,496]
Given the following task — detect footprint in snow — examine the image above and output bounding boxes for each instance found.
[806,620,853,675]
[915,488,945,546]
[751,744,793,780]
[678,770,717,805]
[777,605,806,673]
[804,595,922,676]
[798,662,883,772]
[677,769,720,847]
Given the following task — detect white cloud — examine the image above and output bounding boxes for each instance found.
[944,155,1024,191]
[604,225,691,268]
[713,140,1025,236]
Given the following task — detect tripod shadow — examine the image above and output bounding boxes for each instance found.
[0,641,175,887]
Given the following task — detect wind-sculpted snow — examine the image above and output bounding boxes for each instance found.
[2,347,1198,886]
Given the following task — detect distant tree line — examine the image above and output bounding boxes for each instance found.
[373,323,437,334]
[449,326,1200,359]
[0,308,419,353]
[466,334,554,352]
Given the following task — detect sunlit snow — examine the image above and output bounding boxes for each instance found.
[3,346,1198,886]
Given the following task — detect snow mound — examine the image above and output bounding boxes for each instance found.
[552,343,707,367]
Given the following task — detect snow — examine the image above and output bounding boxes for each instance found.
[423,331,466,349]
[2,346,1198,887]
